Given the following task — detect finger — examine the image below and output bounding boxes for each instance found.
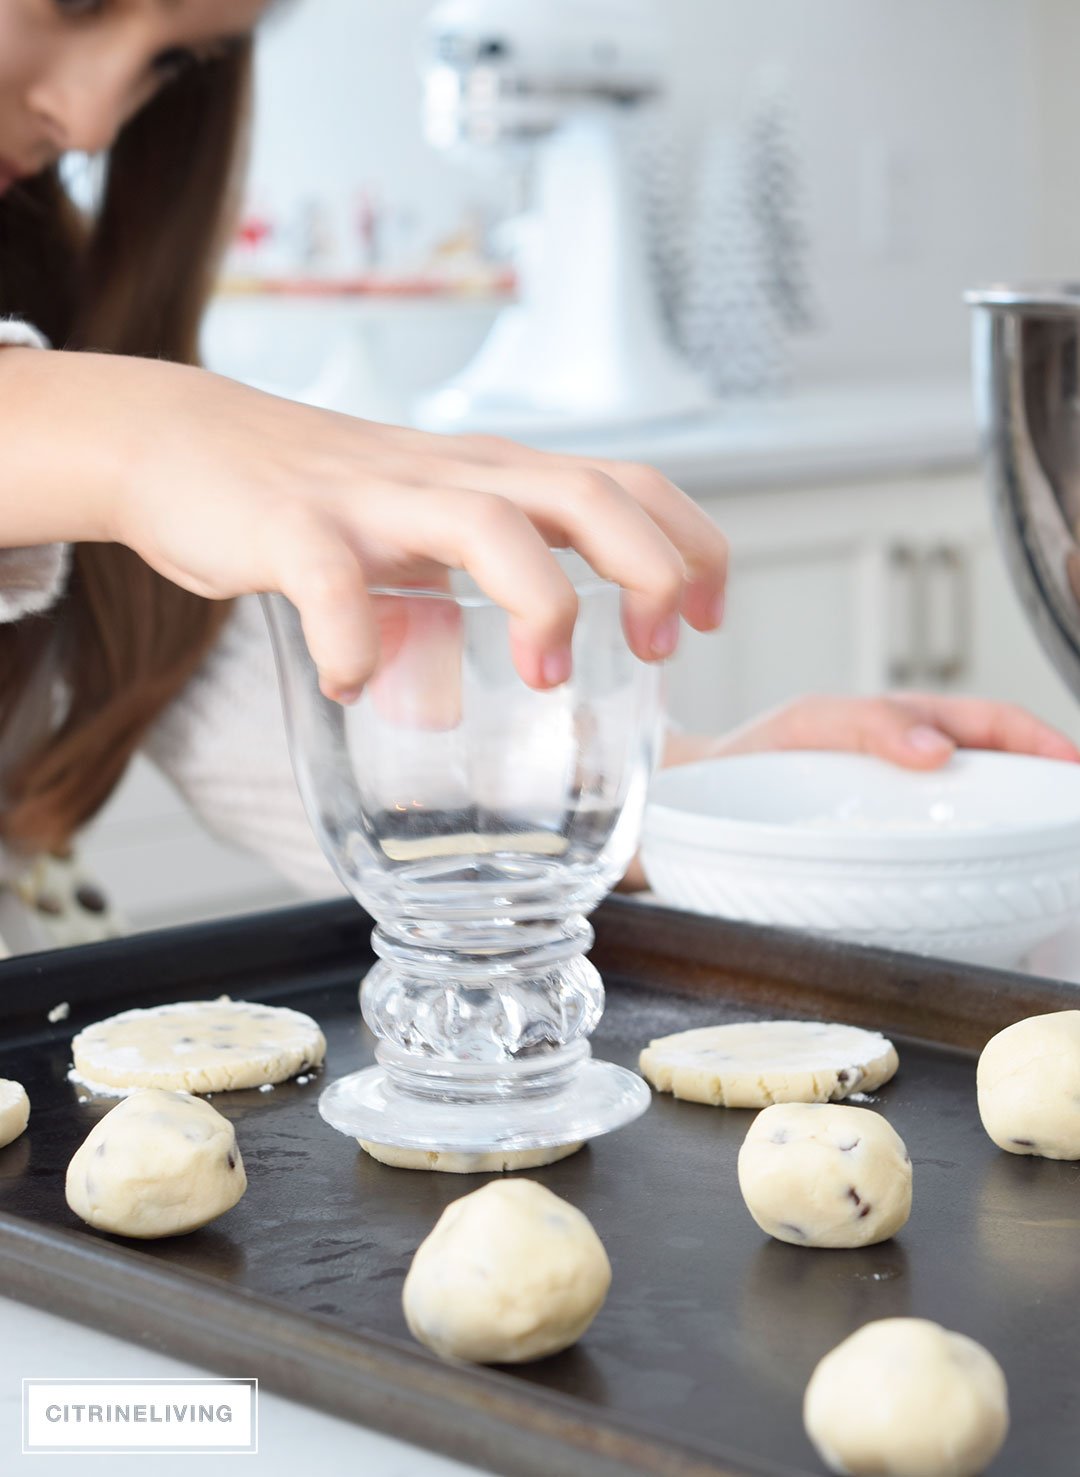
[897,693,1080,762]
[461,444,727,633]
[497,465,688,661]
[357,485,579,689]
[267,510,377,703]
[819,697,956,769]
[368,433,728,632]
[368,594,464,731]
[721,695,956,769]
[576,458,728,632]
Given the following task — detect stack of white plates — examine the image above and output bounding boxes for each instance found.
[641,751,1080,968]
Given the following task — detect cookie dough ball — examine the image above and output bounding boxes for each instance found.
[804,1319,1008,1477]
[0,1080,29,1149]
[403,1179,611,1363]
[738,1103,912,1249]
[977,1010,1080,1159]
[66,1089,246,1238]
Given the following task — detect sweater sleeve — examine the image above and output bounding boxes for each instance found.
[143,594,346,898]
[0,318,71,623]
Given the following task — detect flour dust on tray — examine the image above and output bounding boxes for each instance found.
[66,1088,247,1238]
[0,1079,30,1148]
[69,996,326,1095]
[639,1020,898,1107]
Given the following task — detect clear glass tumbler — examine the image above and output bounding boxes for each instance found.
[262,557,662,1155]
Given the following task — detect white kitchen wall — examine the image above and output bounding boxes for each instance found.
[246,0,1056,388]
[1031,0,1080,278]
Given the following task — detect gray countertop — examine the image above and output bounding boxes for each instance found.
[0,1297,480,1477]
[527,378,978,494]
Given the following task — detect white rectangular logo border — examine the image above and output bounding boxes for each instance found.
[22,1377,259,1456]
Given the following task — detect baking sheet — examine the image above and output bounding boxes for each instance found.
[1,896,1078,1477]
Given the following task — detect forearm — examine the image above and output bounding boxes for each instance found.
[0,346,138,546]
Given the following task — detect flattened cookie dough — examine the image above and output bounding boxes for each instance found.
[71,998,326,1096]
[359,1140,584,1173]
[0,1079,29,1148]
[639,1020,898,1108]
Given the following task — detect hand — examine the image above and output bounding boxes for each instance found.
[615,693,1080,891]
[665,692,1080,770]
[13,352,726,703]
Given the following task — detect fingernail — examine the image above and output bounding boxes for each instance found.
[707,590,726,628]
[907,724,953,754]
[328,684,364,706]
[541,646,573,686]
[650,614,680,659]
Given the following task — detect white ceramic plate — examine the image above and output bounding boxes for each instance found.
[641,750,1080,967]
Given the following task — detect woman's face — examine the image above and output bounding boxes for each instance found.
[0,0,267,193]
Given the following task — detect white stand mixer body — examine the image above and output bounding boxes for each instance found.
[413,0,710,437]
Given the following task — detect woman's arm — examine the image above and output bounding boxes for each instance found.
[0,346,727,697]
[0,323,70,622]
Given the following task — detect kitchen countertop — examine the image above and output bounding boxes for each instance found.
[0,1296,480,1477]
[525,378,979,495]
[208,294,980,497]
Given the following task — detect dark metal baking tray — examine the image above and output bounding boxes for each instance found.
[1,896,1078,1477]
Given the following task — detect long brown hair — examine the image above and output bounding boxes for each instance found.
[0,47,252,854]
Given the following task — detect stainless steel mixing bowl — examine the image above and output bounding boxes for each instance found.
[968,286,1080,702]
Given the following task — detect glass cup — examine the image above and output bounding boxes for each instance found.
[262,556,663,1155]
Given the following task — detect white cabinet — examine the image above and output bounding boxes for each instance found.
[666,472,1080,741]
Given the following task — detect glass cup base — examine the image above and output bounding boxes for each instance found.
[318,1057,651,1154]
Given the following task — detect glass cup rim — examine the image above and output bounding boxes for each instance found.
[369,552,615,608]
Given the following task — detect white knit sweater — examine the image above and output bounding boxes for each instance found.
[0,319,342,949]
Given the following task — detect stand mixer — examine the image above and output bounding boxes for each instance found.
[412,0,710,437]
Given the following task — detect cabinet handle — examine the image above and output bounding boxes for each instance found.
[887,545,921,685]
[924,545,970,684]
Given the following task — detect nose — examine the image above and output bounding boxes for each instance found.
[27,59,134,158]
